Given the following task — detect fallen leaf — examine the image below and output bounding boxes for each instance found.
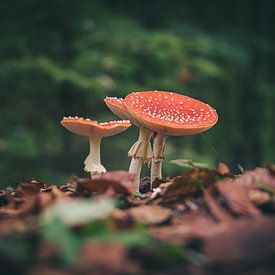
[216,179,261,217]
[205,217,275,263]
[139,177,150,193]
[41,197,114,226]
[0,190,16,209]
[163,169,221,200]
[128,205,172,225]
[0,195,38,218]
[204,187,233,222]
[152,178,167,189]
[76,170,135,195]
[16,179,46,196]
[0,219,27,235]
[111,209,134,229]
[59,182,77,194]
[51,186,72,200]
[267,164,275,176]
[37,192,54,210]
[77,240,140,274]
[126,196,151,207]
[235,167,275,190]
[248,189,271,205]
[217,162,230,175]
[150,211,225,245]
[29,267,72,275]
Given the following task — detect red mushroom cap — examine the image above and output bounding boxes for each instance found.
[104,97,130,120]
[124,91,218,136]
[61,117,131,137]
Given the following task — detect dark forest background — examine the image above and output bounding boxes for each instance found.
[0,0,274,186]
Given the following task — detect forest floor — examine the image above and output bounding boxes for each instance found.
[0,163,275,275]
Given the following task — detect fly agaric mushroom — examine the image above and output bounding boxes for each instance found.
[61,117,131,177]
[104,97,152,191]
[124,91,218,188]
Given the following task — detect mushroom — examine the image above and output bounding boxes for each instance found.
[60,117,131,177]
[104,97,153,191]
[124,91,218,188]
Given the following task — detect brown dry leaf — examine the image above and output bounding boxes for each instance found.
[205,217,275,263]
[127,205,172,225]
[16,179,46,196]
[152,178,167,189]
[0,195,38,218]
[0,190,16,209]
[139,177,150,193]
[248,189,271,205]
[126,196,151,207]
[217,162,230,175]
[37,192,54,210]
[216,179,262,217]
[29,266,72,275]
[51,186,72,200]
[171,209,209,225]
[59,182,77,192]
[77,240,140,275]
[267,164,275,176]
[0,219,27,235]
[77,170,135,195]
[163,168,221,200]
[111,209,134,229]
[204,187,233,222]
[150,211,225,245]
[235,167,275,189]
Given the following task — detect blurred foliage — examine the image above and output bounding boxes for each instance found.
[40,197,205,268]
[0,0,274,186]
[0,197,204,273]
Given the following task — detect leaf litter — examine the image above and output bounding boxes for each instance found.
[0,164,275,274]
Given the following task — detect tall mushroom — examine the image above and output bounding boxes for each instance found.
[104,97,152,191]
[124,91,218,188]
[61,117,131,177]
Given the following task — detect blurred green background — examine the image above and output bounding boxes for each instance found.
[0,0,274,186]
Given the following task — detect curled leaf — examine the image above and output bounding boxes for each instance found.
[163,168,221,200]
[77,170,135,196]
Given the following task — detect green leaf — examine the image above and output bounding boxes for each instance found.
[42,217,79,264]
[171,159,209,170]
[83,221,149,247]
[237,164,245,174]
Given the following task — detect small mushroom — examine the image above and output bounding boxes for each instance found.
[125,91,218,188]
[104,97,153,191]
[61,117,131,177]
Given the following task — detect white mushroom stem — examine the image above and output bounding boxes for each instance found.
[84,135,106,178]
[129,158,142,192]
[151,133,166,188]
[128,128,153,159]
[128,128,153,192]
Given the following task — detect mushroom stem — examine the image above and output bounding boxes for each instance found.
[84,136,106,177]
[128,128,153,192]
[151,133,166,188]
[129,158,142,192]
[128,128,152,159]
